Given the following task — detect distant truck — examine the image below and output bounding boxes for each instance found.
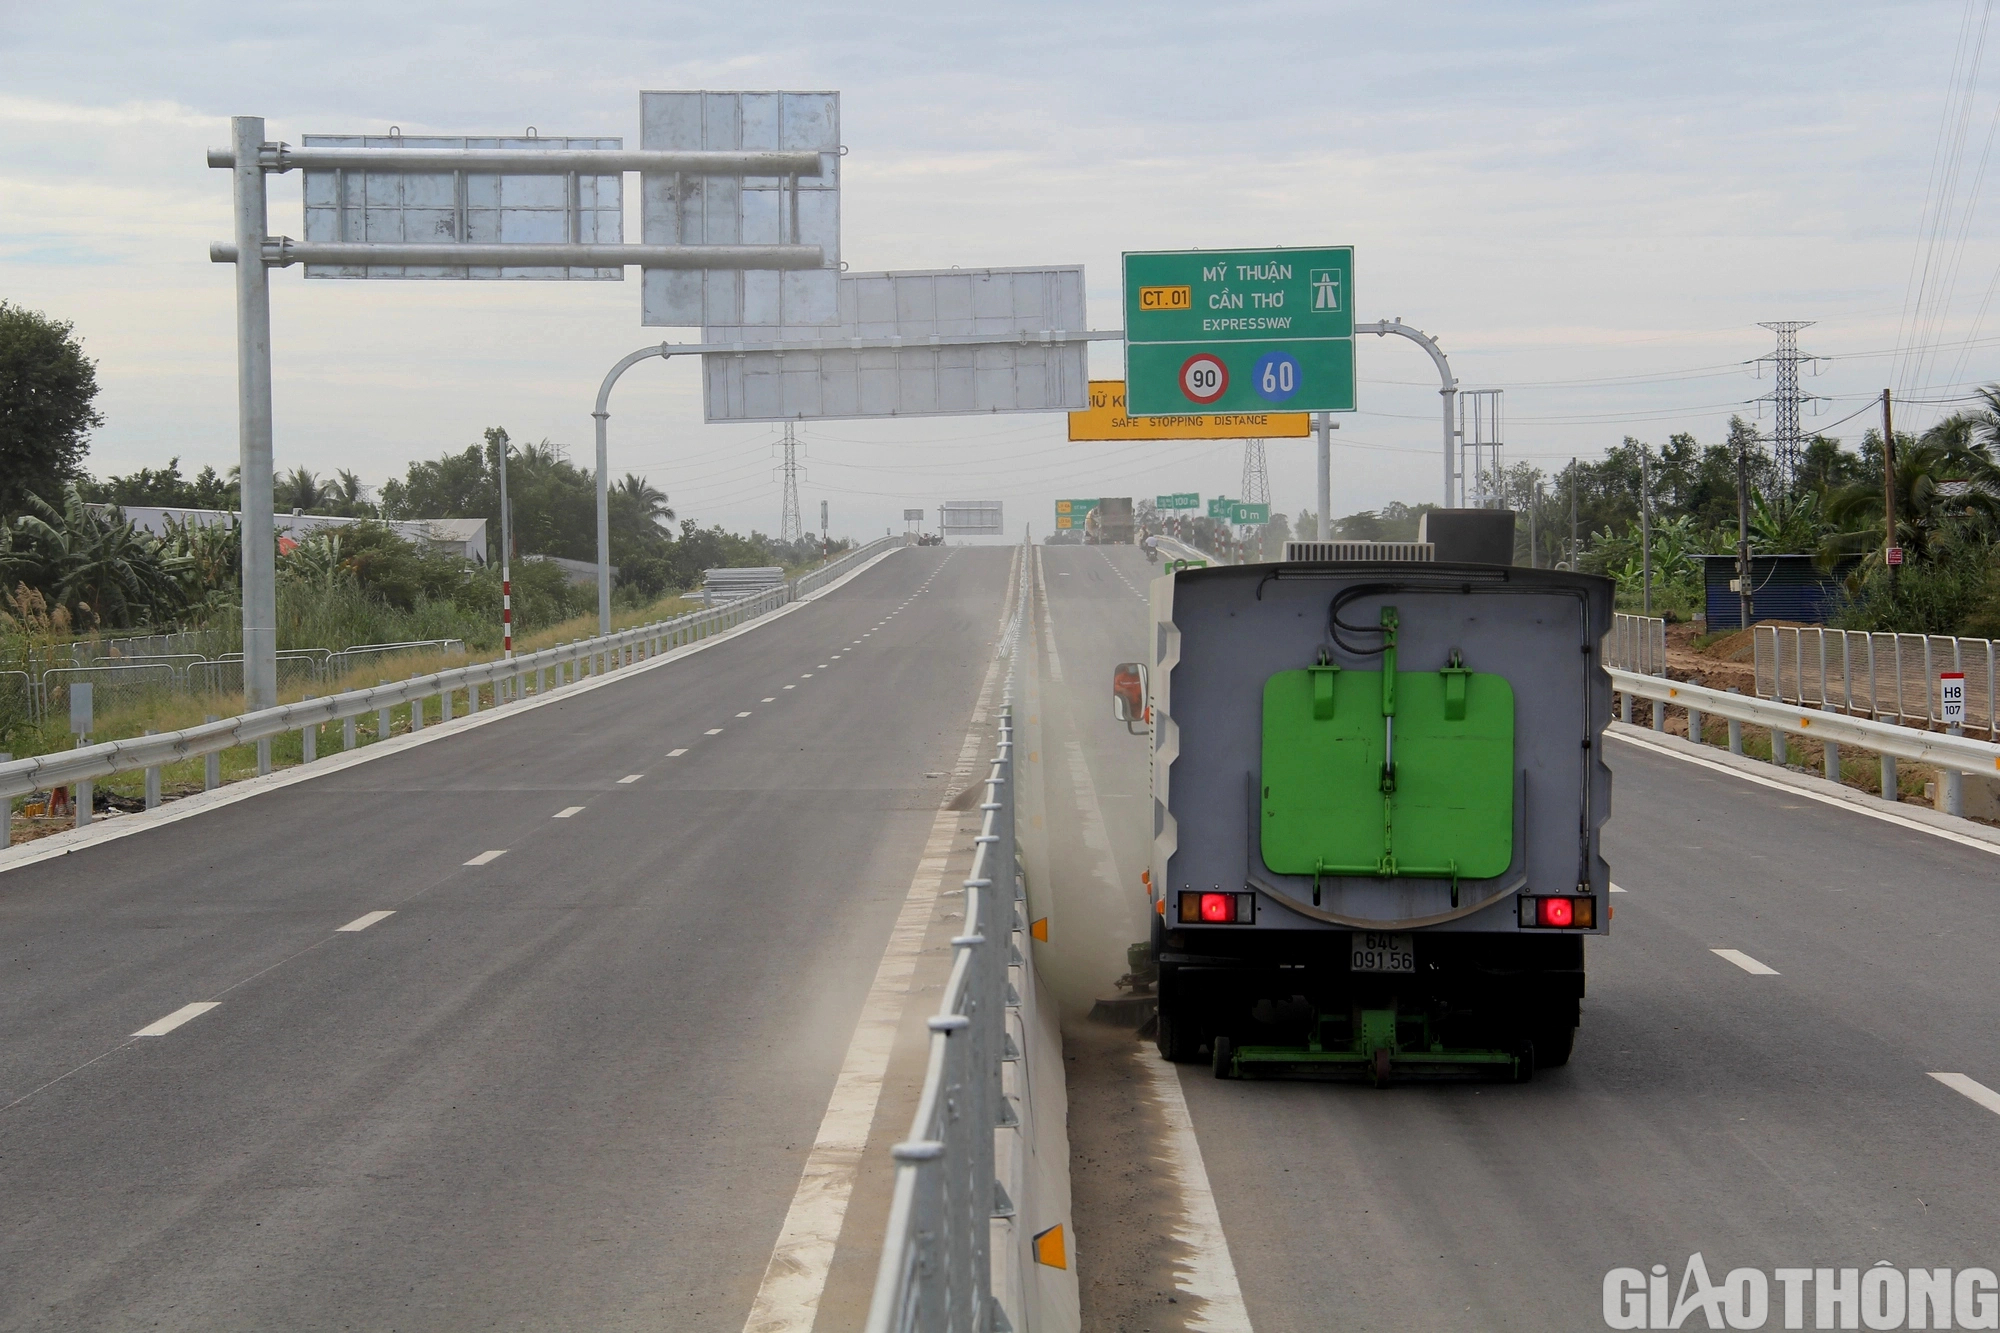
[1083,497,1135,545]
[1112,536,1614,1082]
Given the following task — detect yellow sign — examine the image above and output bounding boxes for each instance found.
[1068,380,1311,441]
[1138,285,1191,312]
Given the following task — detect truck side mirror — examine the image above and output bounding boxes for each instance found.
[1112,662,1149,732]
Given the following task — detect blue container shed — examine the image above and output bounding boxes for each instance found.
[1696,554,1855,630]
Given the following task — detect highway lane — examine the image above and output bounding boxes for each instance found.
[1043,554,2000,1332]
[0,545,1011,1330]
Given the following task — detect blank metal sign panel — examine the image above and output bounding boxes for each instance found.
[300,134,622,280]
[940,501,1004,536]
[701,266,1089,421]
[640,90,841,327]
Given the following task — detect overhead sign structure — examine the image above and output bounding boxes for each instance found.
[641,90,842,326]
[1055,499,1100,530]
[940,500,1003,536]
[1122,246,1355,417]
[1156,492,1200,510]
[1941,672,1967,726]
[1067,380,1309,441]
[301,134,624,280]
[1207,497,1238,520]
[1231,502,1271,525]
[903,508,926,522]
[701,266,1091,421]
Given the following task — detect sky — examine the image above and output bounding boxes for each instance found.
[4,0,2000,540]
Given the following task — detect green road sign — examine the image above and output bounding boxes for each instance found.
[1232,502,1271,525]
[1123,246,1355,416]
[1156,492,1200,510]
[1054,498,1100,530]
[1207,497,1237,520]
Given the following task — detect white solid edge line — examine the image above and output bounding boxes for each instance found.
[667,748,688,756]
[617,774,644,784]
[132,1001,218,1037]
[464,849,507,865]
[1713,948,1779,975]
[741,549,1010,1332]
[553,806,585,818]
[337,910,395,932]
[0,549,907,879]
[1930,1072,2000,1116]
[1608,727,2000,859]
[1138,1057,1255,1331]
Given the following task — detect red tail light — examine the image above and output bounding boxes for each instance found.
[1178,891,1257,924]
[1519,895,1595,929]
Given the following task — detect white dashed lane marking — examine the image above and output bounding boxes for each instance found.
[1932,1073,2000,1117]
[337,911,395,932]
[464,849,508,865]
[1713,948,1778,975]
[618,774,644,784]
[736,711,753,718]
[133,1003,218,1037]
[706,728,725,735]
[553,806,586,819]
[762,697,776,702]
[667,748,688,757]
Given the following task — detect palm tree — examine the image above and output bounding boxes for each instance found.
[277,467,328,513]
[615,473,674,526]
[1820,436,2000,574]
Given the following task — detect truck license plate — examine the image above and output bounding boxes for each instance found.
[1351,932,1415,973]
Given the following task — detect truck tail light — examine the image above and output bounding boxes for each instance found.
[1519,895,1595,929]
[1179,891,1256,924]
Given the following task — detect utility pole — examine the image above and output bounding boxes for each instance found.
[1640,449,1652,615]
[228,116,278,713]
[1736,434,1753,629]
[493,429,513,659]
[1529,479,1541,567]
[1568,458,1579,571]
[820,498,829,559]
[779,422,803,544]
[1882,388,1899,597]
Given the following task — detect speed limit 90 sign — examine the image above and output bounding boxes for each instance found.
[1179,353,1228,405]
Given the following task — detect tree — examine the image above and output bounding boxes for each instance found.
[0,483,188,629]
[0,302,101,519]
[277,467,330,513]
[79,457,238,511]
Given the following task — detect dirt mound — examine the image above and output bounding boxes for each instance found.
[1694,620,1814,664]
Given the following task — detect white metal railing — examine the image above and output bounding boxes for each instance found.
[867,543,1037,1333]
[2,540,906,835]
[1607,614,1668,676]
[1611,667,2000,815]
[1754,624,2000,740]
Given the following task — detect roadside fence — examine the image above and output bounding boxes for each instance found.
[1611,667,2000,817]
[1,536,903,838]
[867,540,1061,1333]
[1607,614,1668,676]
[1755,624,1999,740]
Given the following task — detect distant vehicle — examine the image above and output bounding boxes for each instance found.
[1085,497,1135,545]
[1113,536,1613,1084]
[915,532,944,546]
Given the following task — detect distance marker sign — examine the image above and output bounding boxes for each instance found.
[1123,246,1355,416]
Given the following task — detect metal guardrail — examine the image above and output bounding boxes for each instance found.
[794,535,904,598]
[866,543,1033,1333]
[1611,667,2000,813]
[1608,614,1667,675]
[1755,624,2000,740]
[0,541,908,824]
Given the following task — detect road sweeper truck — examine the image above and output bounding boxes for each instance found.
[1112,537,1614,1082]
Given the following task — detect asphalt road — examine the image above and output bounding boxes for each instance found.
[1042,550,2000,1332]
[0,545,1010,1331]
